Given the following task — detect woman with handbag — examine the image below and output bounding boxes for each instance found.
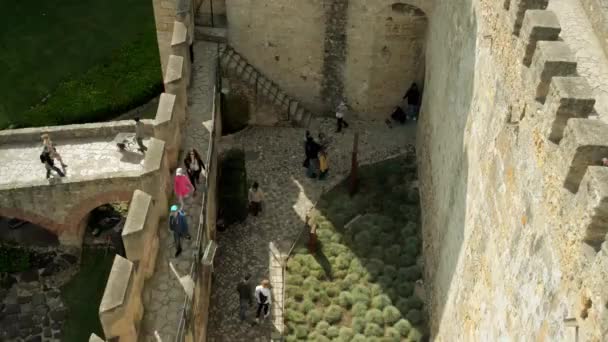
[184,148,206,193]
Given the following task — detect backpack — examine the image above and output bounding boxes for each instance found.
[40,151,50,164]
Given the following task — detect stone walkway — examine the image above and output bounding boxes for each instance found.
[549,0,608,122]
[139,41,216,342]
[206,118,416,341]
[0,137,149,186]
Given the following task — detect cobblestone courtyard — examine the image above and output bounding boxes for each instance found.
[207,118,416,341]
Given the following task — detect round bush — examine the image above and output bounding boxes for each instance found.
[349,259,365,274]
[351,334,367,342]
[338,327,354,341]
[338,291,353,308]
[370,283,383,297]
[315,320,330,335]
[327,326,340,339]
[285,334,297,342]
[408,327,424,341]
[406,296,424,310]
[400,253,417,267]
[406,309,424,325]
[394,318,412,336]
[383,305,402,325]
[317,290,331,306]
[351,302,368,317]
[365,308,384,325]
[323,304,343,324]
[395,297,410,315]
[285,310,306,323]
[364,323,384,337]
[377,275,395,289]
[365,258,384,279]
[340,273,359,290]
[383,265,398,278]
[289,286,304,301]
[303,276,321,290]
[351,287,371,307]
[309,269,325,280]
[397,282,415,298]
[333,269,348,280]
[308,332,330,342]
[397,265,422,282]
[385,327,402,340]
[300,299,315,312]
[326,284,340,298]
[287,259,302,274]
[334,254,351,271]
[287,274,304,286]
[370,246,384,259]
[295,324,308,339]
[352,317,366,334]
[285,298,299,311]
[307,309,323,325]
[371,294,392,310]
[401,222,417,238]
[404,236,420,255]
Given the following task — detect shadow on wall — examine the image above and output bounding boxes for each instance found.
[416,0,478,337]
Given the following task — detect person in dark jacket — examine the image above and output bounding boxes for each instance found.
[236,274,253,321]
[184,148,206,193]
[402,83,422,121]
[304,136,321,178]
[169,205,191,257]
[40,150,65,179]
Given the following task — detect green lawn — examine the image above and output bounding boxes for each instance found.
[0,0,162,129]
[61,248,115,341]
[284,156,428,341]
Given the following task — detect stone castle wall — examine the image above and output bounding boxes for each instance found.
[224,0,431,118]
[418,0,608,340]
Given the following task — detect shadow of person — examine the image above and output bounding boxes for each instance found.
[119,150,145,164]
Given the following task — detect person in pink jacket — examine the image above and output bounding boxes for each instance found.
[174,168,194,209]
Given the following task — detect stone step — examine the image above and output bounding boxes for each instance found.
[194,26,227,43]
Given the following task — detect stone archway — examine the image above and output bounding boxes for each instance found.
[0,190,133,247]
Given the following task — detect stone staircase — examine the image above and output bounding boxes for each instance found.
[218,45,314,127]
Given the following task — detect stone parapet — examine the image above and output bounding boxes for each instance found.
[154,93,181,169]
[520,10,561,66]
[530,41,578,103]
[171,21,191,87]
[575,166,608,252]
[164,55,187,127]
[509,0,550,36]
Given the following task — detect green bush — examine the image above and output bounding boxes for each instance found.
[285,310,306,324]
[285,298,299,311]
[408,326,424,341]
[385,327,402,340]
[333,254,351,271]
[307,309,323,325]
[351,334,368,342]
[303,276,321,290]
[371,294,392,310]
[397,282,415,298]
[406,296,424,310]
[317,290,331,306]
[383,265,398,278]
[352,317,366,333]
[370,283,383,297]
[377,275,395,289]
[406,309,424,325]
[0,246,31,273]
[309,332,330,342]
[301,299,315,312]
[401,222,417,238]
[365,308,384,326]
[395,297,410,315]
[295,325,309,339]
[326,284,340,298]
[397,265,422,282]
[315,320,330,335]
[338,327,354,341]
[351,286,371,307]
[323,305,343,324]
[288,285,304,301]
[348,259,365,275]
[394,319,412,336]
[338,291,353,308]
[364,323,384,337]
[351,302,368,317]
[383,305,402,325]
[287,274,304,286]
[327,326,340,339]
[341,273,359,290]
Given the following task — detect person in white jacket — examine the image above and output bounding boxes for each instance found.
[255,279,272,322]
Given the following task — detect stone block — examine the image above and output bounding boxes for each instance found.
[164,54,184,85]
[143,138,165,174]
[510,0,550,36]
[153,93,179,168]
[575,166,608,251]
[99,255,137,340]
[520,10,561,66]
[164,55,187,123]
[122,190,152,262]
[544,77,596,143]
[559,119,608,193]
[531,41,577,103]
[171,21,188,46]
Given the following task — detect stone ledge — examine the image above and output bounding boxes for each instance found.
[100,255,134,314]
[544,77,596,143]
[559,118,608,193]
[122,190,153,261]
[509,0,550,36]
[143,138,166,174]
[171,21,188,46]
[164,55,185,84]
[575,166,608,251]
[531,41,578,103]
[520,10,561,66]
[153,93,177,127]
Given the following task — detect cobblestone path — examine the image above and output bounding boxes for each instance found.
[206,118,416,341]
[549,0,608,122]
[139,41,216,342]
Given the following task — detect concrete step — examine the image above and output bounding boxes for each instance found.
[194,26,227,43]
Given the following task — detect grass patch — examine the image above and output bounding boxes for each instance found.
[218,149,248,225]
[0,0,161,129]
[284,155,429,341]
[61,248,115,341]
[221,93,250,135]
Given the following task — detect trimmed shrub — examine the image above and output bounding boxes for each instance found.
[383,305,402,325]
[365,308,384,326]
[370,246,384,259]
[295,325,308,339]
[397,265,422,282]
[317,290,331,306]
[287,274,304,286]
[400,253,418,267]
[340,273,359,290]
[351,302,368,317]
[351,334,367,342]
[285,310,306,323]
[408,326,424,341]
[383,265,398,278]
[334,254,351,271]
[370,283,383,297]
[338,327,354,341]
[303,276,321,290]
[349,259,365,275]
[371,294,392,310]
[351,287,371,307]
[285,335,297,342]
[377,275,395,289]
[308,332,330,342]
[333,269,348,279]
[326,284,340,298]
[327,326,340,339]
[315,320,330,335]
[397,282,415,298]
[401,222,417,238]
[395,297,410,315]
[323,305,343,324]
[307,309,323,325]
[285,298,299,311]
[385,327,402,340]
[288,285,304,301]
[364,323,384,337]
[352,317,366,333]
[338,291,353,308]
[394,318,412,336]
[406,309,424,325]
[365,258,384,280]
[406,296,424,310]
[300,299,315,312]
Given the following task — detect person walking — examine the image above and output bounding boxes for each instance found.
[134,117,148,153]
[402,83,422,121]
[248,182,264,217]
[305,136,321,178]
[318,149,329,180]
[237,274,253,322]
[255,279,272,323]
[335,100,349,133]
[40,150,65,179]
[41,133,67,170]
[169,205,191,257]
[184,148,206,193]
[174,168,194,209]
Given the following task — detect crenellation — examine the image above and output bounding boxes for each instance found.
[558,118,608,193]
[544,77,596,143]
[575,166,608,252]
[520,10,561,66]
[510,0,550,36]
[530,41,578,103]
